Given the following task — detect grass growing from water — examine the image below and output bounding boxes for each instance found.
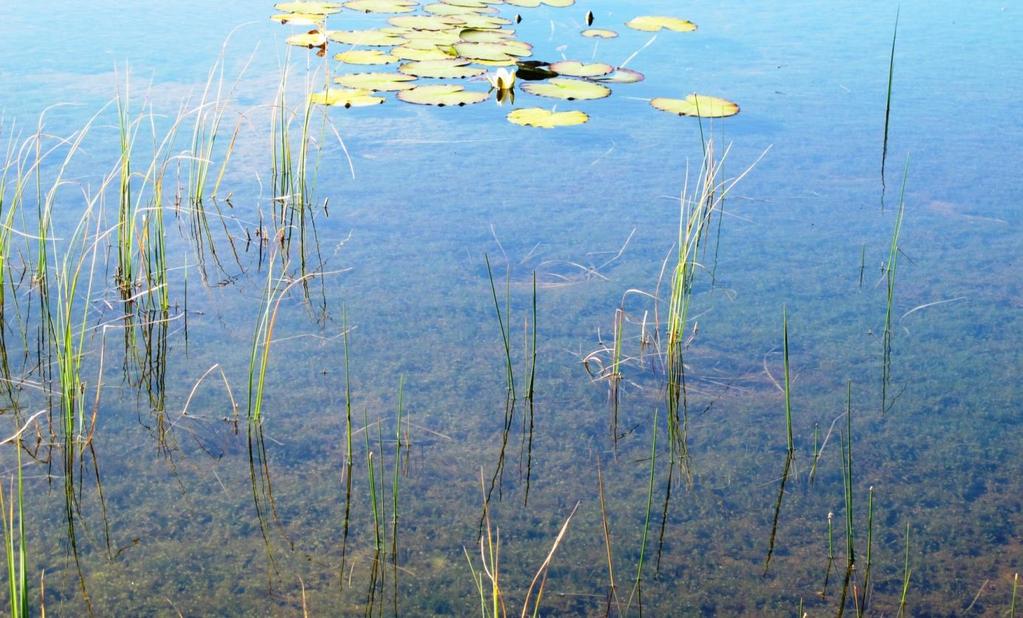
[896,522,911,616]
[1,439,28,618]
[881,162,908,415]
[764,308,795,574]
[881,8,899,198]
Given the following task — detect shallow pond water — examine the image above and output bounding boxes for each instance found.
[1,0,1021,615]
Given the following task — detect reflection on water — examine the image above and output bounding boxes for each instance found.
[0,0,1022,615]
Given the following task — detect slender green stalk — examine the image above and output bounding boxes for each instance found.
[1,439,29,618]
[881,8,899,194]
[823,511,835,599]
[391,375,404,564]
[365,410,382,552]
[896,522,911,617]
[1009,572,1018,618]
[782,307,794,453]
[628,409,658,612]
[859,486,875,615]
[881,161,908,415]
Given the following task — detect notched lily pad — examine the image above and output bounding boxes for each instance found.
[521,77,611,100]
[626,16,697,32]
[581,28,617,38]
[389,15,461,30]
[275,2,343,14]
[598,67,644,83]
[391,44,454,60]
[287,30,328,48]
[272,12,326,25]
[548,61,613,78]
[344,0,418,13]
[397,84,490,106]
[650,94,739,118]
[399,58,485,79]
[335,72,418,91]
[310,88,387,107]
[328,29,407,46]
[335,49,399,64]
[507,107,588,128]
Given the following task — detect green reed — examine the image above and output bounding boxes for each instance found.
[881,162,908,415]
[823,511,835,599]
[897,522,911,617]
[115,77,137,297]
[838,383,855,617]
[339,311,355,586]
[859,486,875,615]
[764,308,795,574]
[628,408,657,612]
[1,440,28,618]
[391,375,404,565]
[881,8,899,195]
[1010,572,1018,618]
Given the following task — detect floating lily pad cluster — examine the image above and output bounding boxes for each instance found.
[271,1,740,126]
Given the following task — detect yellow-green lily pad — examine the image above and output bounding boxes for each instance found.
[459,28,515,42]
[389,15,461,30]
[400,29,462,44]
[399,58,486,79]
[581,28,617,38]
[424,3,497,15]
[503,0,540,6]
[598,67,644,83]
[335,49,399,64]
[344,0,417,12]
[397,84,490,106]
[275,2,343,14]
[271,12,326,25]
[328,29,407,46]
[310,88,387,107]
[391,44,454,60]
[543,0,575,6]
[335,72,418,91]
[626,16,697,32]
[548,61,613,78]
[521,78,610,100]
[458,14,512,29]
[650,94,739,118]
[287,30,328,48]
[507,107,588,128]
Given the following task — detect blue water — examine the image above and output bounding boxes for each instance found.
[1,0,1021,614]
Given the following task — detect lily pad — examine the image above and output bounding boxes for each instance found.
[458,14,512,29]
[310,88,386,107]
[335,49,399,64]
[650,94,739,118]
[391,44,454,60]
[400,29,462,44]
[397,84,490,106]
[548,61,613,78]
[328,29,406,46]
[389,15,461,31]
[287,30,328,48]
[458,28,515,43]
[521,78,611,101]
[507,108,588,128]
[271,13,327,25]
[626,16,697,32]
[344,0,417,12]
[424,3,497,15]
[275,2,343,14]
[581,28,617,39]
[598,67,644,83]
[503,0,540,6]
[335,72,418,91]
[399,58,486,79]
[454,41,530,61]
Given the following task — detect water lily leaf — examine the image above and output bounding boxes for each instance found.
[397,84,490,106]
[287,30,328,47]
[424,3,497,15]
[626,16,697,32]
[335,49,399,64]
[542,0,575,6]
[335,72,418,91]
[548,61,613,78]
[344,0,418,12]
[400,29,462,44]
[458,14,512,29]
[310,88,387,107]
[515,63,558,80]
[454,41,530,61]
[507,107,588,128]
[581,28,617,38]
[391,44,454,60]
[275,2,343,14]
[475,58,518,67]
[650,94,739,118]
[521,78,610,100]
[598,67,644,83]
[503,0,540,6]
[458,28,515,43]
[389,15,461,30]
[441,0,494,7]
[328,29,406,46]
[399,58,485,79]
[272,13,326,25]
